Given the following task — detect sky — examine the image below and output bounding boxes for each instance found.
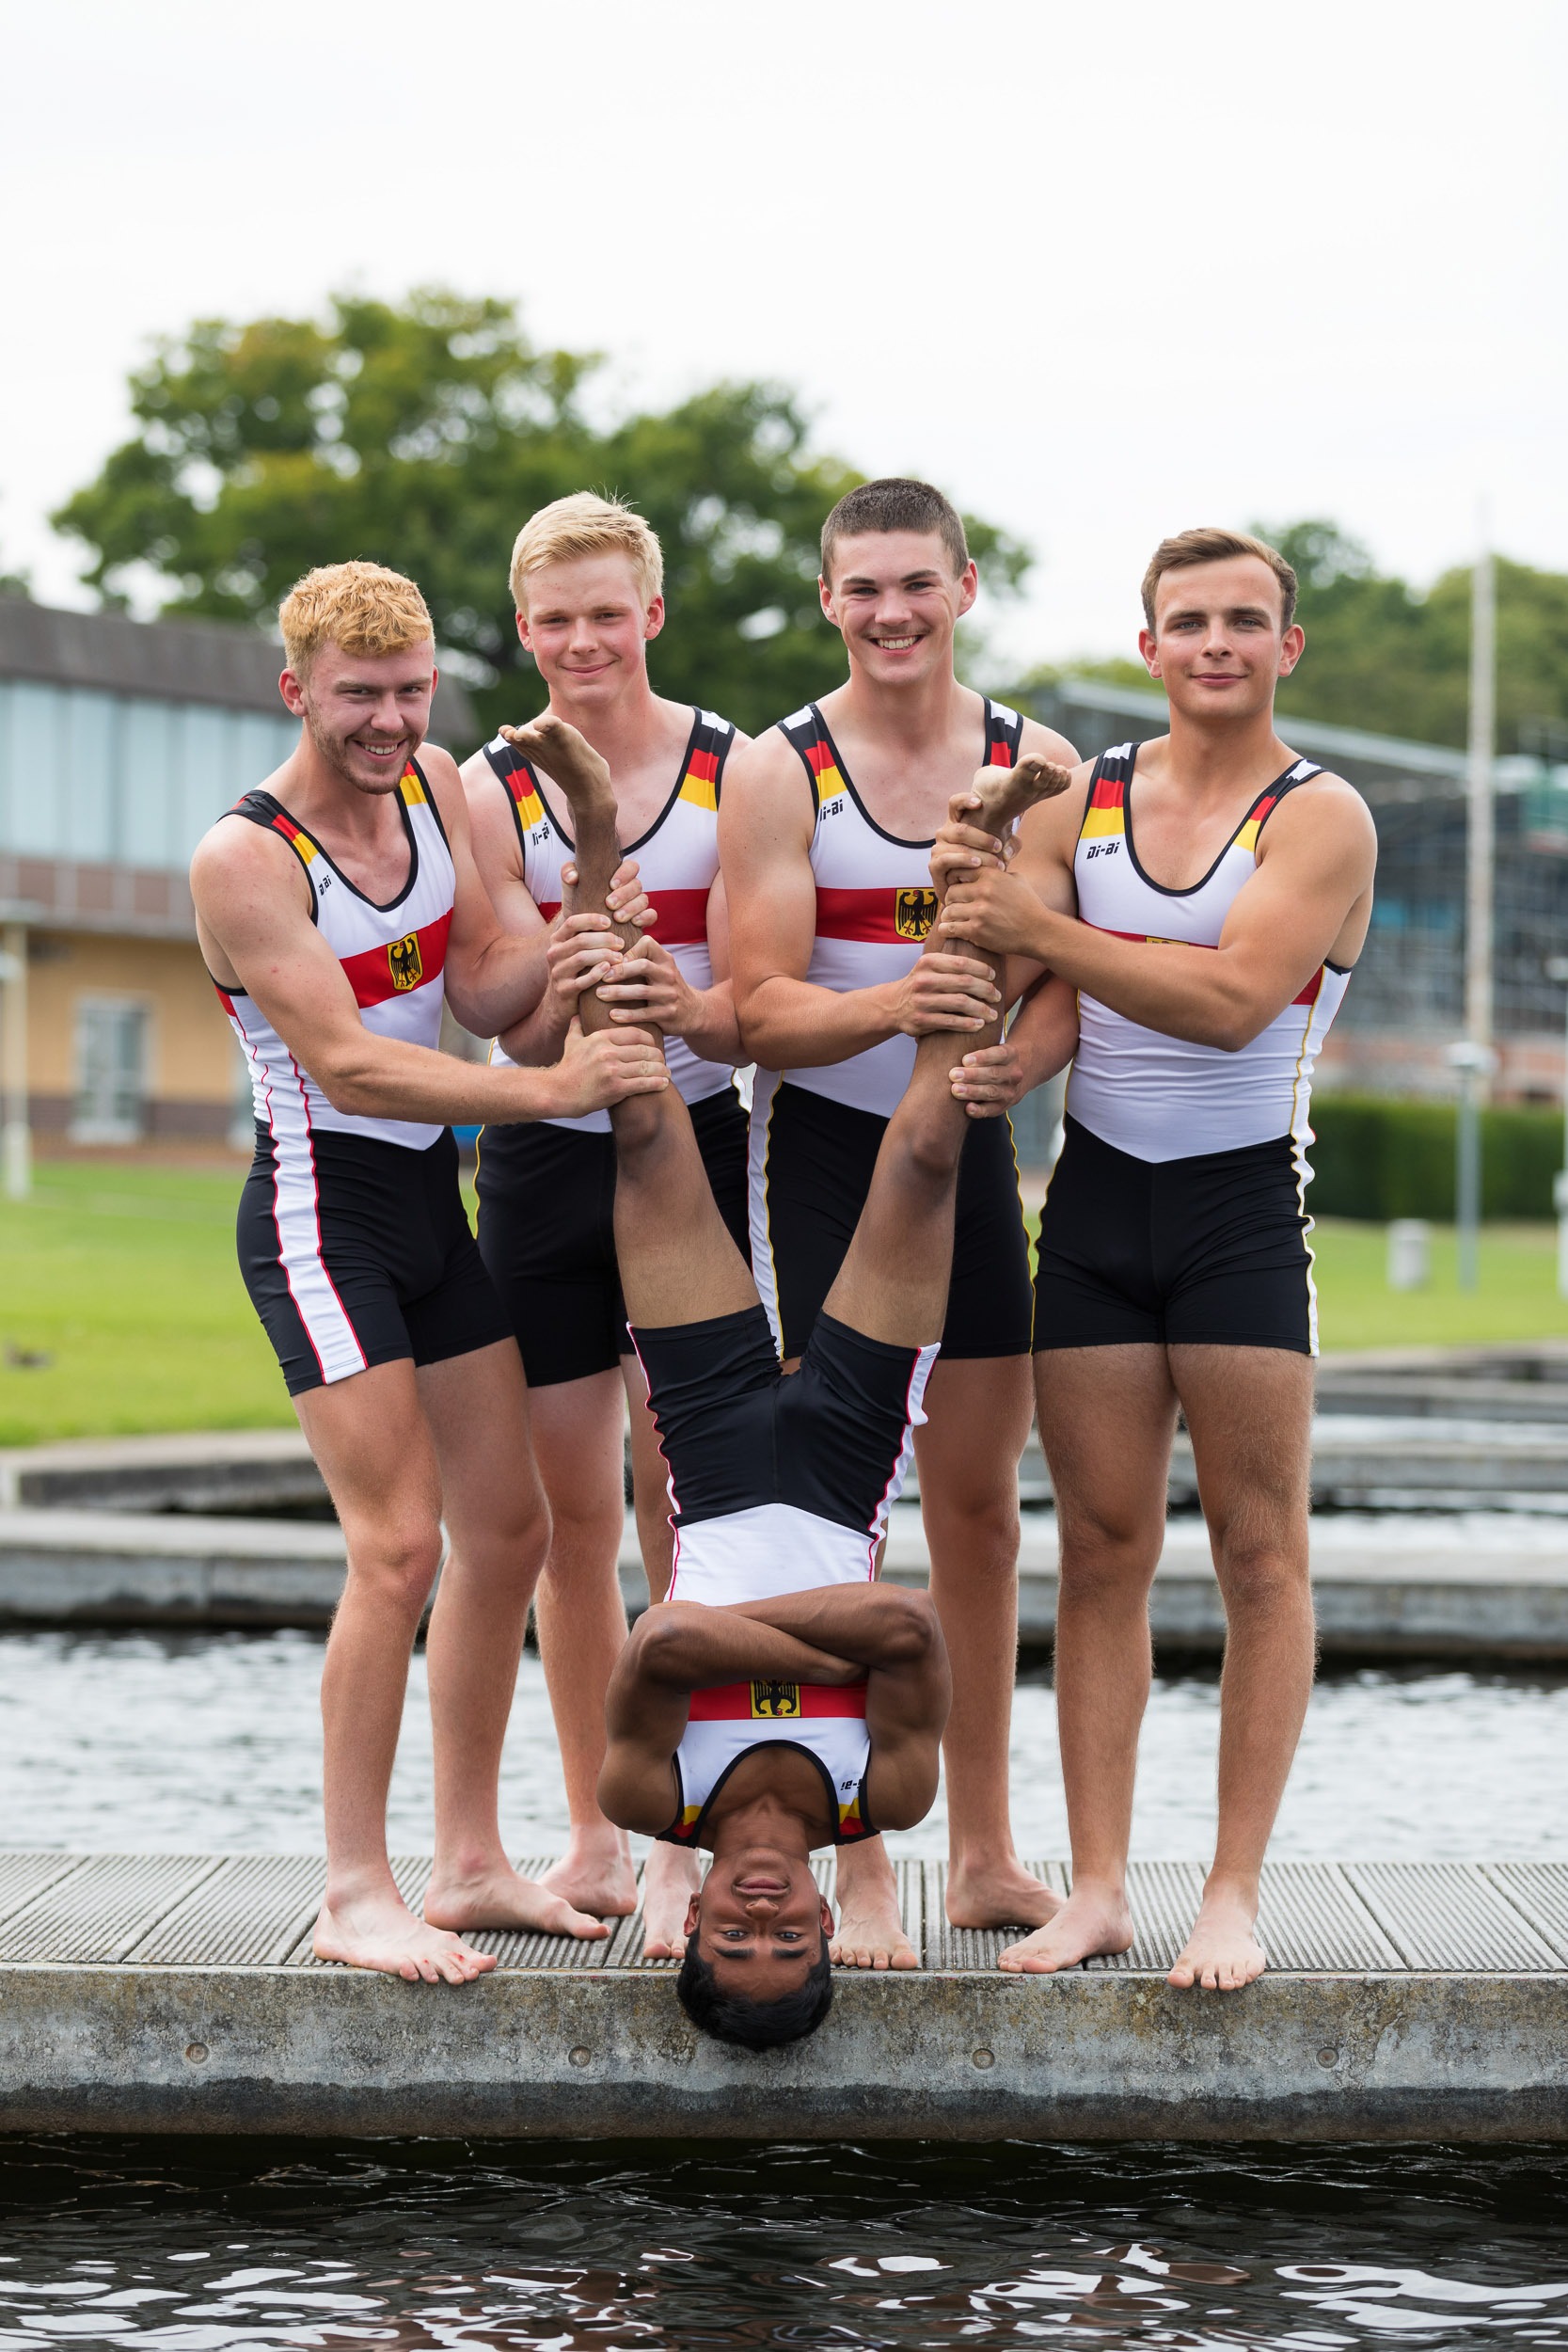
[3,0,1564,673]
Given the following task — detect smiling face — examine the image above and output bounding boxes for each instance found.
[684,1849,833,2005]
[819,528,977,690]
[282,637,436,796]
[1139,554,1305,723]
[516,552,665,707]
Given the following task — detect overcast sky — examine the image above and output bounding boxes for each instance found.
[4,0,1563,673]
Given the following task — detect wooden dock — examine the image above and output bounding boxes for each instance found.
[2,1851,1564,2141]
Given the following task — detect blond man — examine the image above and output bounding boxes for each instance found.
[460,495,748,1954]
[936,528,1376,1989]
[191,561,666,1984]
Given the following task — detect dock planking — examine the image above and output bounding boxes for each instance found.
[1,1851,1564,2142]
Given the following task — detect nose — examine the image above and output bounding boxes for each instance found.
[742,1891,782,1920]
[367,693,404,734]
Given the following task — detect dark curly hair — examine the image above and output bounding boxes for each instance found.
[676,1929,833,2049]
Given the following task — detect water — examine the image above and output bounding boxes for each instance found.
[0,2135,1564,2350]
[4,1631,1565,2343]
[2,1630,1564,1861]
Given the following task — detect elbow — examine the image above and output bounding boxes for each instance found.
[628,1604,695,1682]
[877,1585,942,1665]
[316,1049,379,1118]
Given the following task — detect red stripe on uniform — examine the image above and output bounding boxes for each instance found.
[688,1679,869,1722]
[805,738,836,777]
[338,909,452,1009]
[1089,773,1125,809]
[816,886,928,944]
[686,747,720,784]
[534,887,710,946]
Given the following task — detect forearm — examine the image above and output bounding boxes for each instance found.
[633,1602,857,1691]
[720,1582,929,1672]
[736,974,899,1070]
[680,977,742,1064]
[1005,975,1079,1085]
[1005,913,1275,1052]
[309,1030,574,1125]
[445,931,551,1039]
[495,990,573,1068]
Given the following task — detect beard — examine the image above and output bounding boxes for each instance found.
[303,706,413,796]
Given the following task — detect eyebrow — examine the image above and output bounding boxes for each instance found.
[1164,603,1273,626]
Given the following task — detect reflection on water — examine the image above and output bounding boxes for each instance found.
[0,2135,1564,2351]
[3,1629,1565,1861]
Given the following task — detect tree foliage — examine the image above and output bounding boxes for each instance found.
[52,290,1029,746]
[1022,518,1568,754]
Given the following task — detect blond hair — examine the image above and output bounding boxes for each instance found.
[279,561,434,677]
[509,492,663,613]
[1141,528,1298,631]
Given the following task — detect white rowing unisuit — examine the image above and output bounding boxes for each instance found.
[1066,742,1352,1166]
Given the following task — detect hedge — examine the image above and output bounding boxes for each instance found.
[1306,1095,1563,1221]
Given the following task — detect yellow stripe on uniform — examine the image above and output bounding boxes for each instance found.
[679,771,719,813]
[399,768,426,806]
[1080,805,1125,840]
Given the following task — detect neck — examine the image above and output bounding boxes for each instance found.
[1161,696,1291,797]
[707,1794,815,1862]
[546,667,665,768]
[279,727,414,840]
[837,654,969,752]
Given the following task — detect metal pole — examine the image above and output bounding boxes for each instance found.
[1458,531,1496,1292]
[1548,956,1568,1299]
[0,921,30,1201]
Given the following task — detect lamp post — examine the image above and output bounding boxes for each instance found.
[1446,1039,1495,1292]
[1547,955,1568,1299]
[1455,532,1496,1296]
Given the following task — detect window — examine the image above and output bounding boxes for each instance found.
[72,997,149,1143]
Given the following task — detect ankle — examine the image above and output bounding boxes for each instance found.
[1201,1868,1260,1910]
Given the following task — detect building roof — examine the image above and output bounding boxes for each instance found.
[0,596,476,746]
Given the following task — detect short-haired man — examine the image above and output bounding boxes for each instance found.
[460,493,749,1953]
[517,717,1064,2042]
[720,478,1079,1967]
[936,528,1377,1989]
[191,561,667,1984]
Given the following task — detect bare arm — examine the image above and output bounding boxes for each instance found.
[191,819,667,1129]
[719,730,1004,1069]
[939,774,1376,1052]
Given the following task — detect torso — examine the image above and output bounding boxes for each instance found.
[1066,740,1354,1164]
[216,760,454,1153]
[483,707,738,1133]
[768,694,1023,1118]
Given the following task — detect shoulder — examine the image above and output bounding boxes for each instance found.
[1016,753,1099,856]
[1017,711,1081,768]
[720,717,817,808]
[457,738,502,801]
[1264,767,1378,866]
[190,803,289,898]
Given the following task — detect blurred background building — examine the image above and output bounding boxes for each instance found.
[0,599,472,1148]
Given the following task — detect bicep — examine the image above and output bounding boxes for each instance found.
[718,747,817,990]
[705,871,732,984]
[1225,799,1378,993]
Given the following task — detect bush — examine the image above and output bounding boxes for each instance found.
[1306,1095,1563,1220]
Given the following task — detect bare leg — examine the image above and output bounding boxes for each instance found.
[624,1347,675,1598]
[524,1370,638,1919]
[998,1343,1176,1974]
[418,1340,609,1941]
[296,1360,494,1983]
[1165,1343,1315,1991]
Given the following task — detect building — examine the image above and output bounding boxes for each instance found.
[1023,677,1568,1105]
[0,598,473,1170]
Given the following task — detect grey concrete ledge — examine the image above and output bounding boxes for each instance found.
[2,1964,1563,2142]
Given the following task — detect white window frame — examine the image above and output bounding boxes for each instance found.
[71,993,151,1145]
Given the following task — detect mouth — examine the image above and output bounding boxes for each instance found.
[869,634,922,652]
[352,737,407,762]
[735,1875,790,1897]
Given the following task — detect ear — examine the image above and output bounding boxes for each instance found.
[642,594,666,644]
[818,1894,835,1934]
[955,559,979,619]
[515,610,531,654]
[683,1892,704,1935]
[818,573,839,629]
[279,668,309,718]
[1137,627,1161,678]
[1277,622,1306,677]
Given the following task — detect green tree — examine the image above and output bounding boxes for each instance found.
[53,289,1028,746]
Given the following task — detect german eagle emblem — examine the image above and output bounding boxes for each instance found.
[895,886,938,941]
[388,932,423,991]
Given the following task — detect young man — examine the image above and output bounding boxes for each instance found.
[191,561,667,1986]
[719,478,1080,1967]
[513,715,1065,2040]
[460,494,748,1951]
[936,527,1377,1990]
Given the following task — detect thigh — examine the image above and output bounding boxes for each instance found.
[940,1117,1034,1360]
[529,1368,627,1535]
[1031,1117,1164,1353]
[293,1355,440,1541]
[404,1148,516,1374]
[1035,1343,1178,1556]
[913,1353,1035,1511]
[1158,1135,1317,1358]
[750,1078,875,1359]
[632,1306,781,1526]
[1169,1343,1313,1554]
[417,1335,548,1554]
[690,1086,753,1265]
[476,1120,626,1387]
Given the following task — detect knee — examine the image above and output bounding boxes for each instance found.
[1213,1539,1309,1618]
[895,1120,965,1195]
[1056,1514,1160,1601]
[613,1093,668,1161]
[343,1517,443,1615]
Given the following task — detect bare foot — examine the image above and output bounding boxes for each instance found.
[641,1842,703,1960]
[501,714,616,823]
[831,1845,918,1969]
[313,1888,496,1984]
[540,1828,638,1921]
[945,1856,1062,1933]
[423,1858,609,1943]
[997,1883,1133,1976]
[959,754,1075,840]
[1167,1885,1266,1990]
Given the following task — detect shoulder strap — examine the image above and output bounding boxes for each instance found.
[984,698,1023,768]
[1076,743,1133,846]
[227,790,320,916]
[399,755,450,849]
[1248,757,1324,848]
[776,703,834,815]
[678,708,736,813]
[483,733,547,855]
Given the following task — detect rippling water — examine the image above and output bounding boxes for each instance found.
[3,1629,1565,1860]
[1,2135,1565,2350]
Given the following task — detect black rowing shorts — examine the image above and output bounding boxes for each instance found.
[750,1079,1034,1363]
[237,1123,514,1396]
[1033,1115,1317,1356]
[475,1085,751,1389]
[632,1303,937,1541]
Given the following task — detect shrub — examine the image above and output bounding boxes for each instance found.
[1306,1095,1562,1220]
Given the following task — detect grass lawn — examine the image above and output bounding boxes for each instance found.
[1,1160,1563,1446]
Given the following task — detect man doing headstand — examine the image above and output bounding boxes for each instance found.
[511,711,1069,2041]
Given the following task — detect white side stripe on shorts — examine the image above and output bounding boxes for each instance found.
[263,1057,368,1386]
